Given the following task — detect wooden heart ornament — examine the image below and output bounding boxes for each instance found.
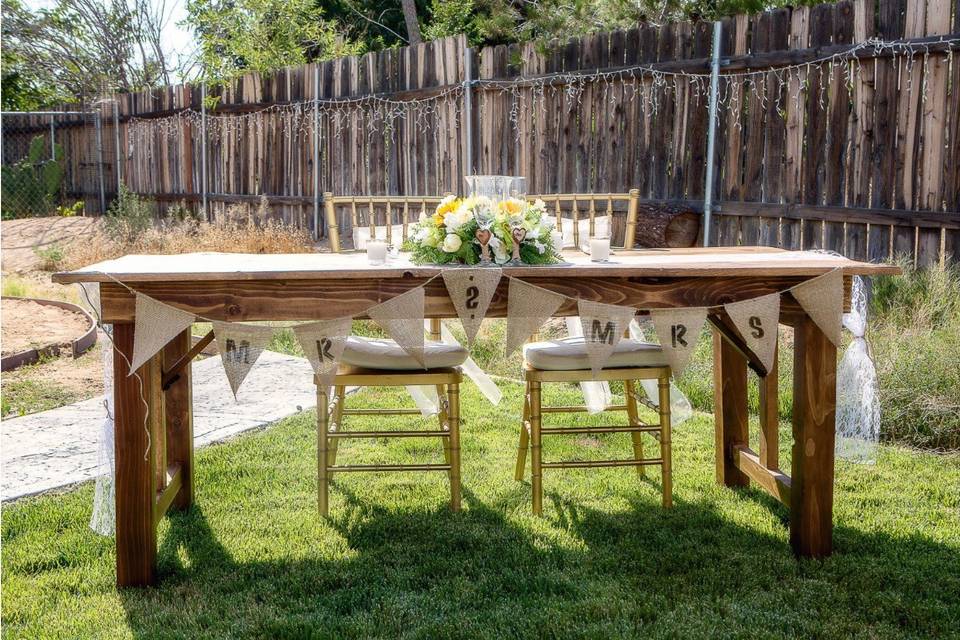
[475,228,492,263]
[510,226,526,262]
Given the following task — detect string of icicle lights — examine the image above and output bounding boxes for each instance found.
[127,35,959,146]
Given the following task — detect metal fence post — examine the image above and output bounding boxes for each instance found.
[462,45,474,182]
[49,115,55,161]
[200,82,209,221]
[95,110,106,213]
[113,100,122,192]
[313,65,321,240]
[702,20,723,247]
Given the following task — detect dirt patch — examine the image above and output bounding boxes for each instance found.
[1,299,92,356]
[1,216,102,273]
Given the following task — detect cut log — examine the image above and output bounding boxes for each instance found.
[634,201,702,248]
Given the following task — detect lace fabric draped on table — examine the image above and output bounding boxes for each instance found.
[836,275,879,463]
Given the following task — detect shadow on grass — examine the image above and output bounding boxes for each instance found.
[118,482,960,639]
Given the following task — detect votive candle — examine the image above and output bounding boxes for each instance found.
[367,240,388,265]
[589,236,610,262]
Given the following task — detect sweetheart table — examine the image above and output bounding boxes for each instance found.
[54,247,899,586]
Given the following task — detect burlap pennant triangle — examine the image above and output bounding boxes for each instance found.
[724,292,780,372]
[505,278,566,356]
[649,307,708,376]
[791,269,843,347]
[367,286,426,367]
[293,317,353,394]
[130,294,195,374]
[442,267,502,345]
[212,321,275,397]
[578,299,637,375]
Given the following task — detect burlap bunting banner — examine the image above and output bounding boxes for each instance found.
[78,283,102,321]
[212,321,275,396]
[293,317,353,394]
[367,286,426,367]
[505,278,566,356]
[650,307,708,375]
[130,294,195,374]
[442,268,502,345]
[791,269,843,346]
[724,292,780,372]
[578,299,637,374]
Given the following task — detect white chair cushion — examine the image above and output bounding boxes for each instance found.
[523,337,668,371]
[341,336,467,370]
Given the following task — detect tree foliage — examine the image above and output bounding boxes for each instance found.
[184,0,363,83]
[1,0,177,106]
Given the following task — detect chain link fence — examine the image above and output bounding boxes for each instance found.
[1,110,108,219]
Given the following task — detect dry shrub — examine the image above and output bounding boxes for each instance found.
[65,204,313,270]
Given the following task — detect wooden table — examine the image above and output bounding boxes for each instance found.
[54,247,899,587]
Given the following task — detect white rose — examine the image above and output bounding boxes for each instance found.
[442,233,463,253]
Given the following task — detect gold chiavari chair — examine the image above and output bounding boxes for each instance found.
[511,191,666,514]
[317,194,467,515]
[515,339,673,514]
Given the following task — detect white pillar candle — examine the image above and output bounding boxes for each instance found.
[367,240,388,265]
[589,236,610,262]
[550,230,564,255]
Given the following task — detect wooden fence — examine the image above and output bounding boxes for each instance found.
[2,0,958,265]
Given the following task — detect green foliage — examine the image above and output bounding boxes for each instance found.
[868,264,960,450]
[104,185,155,240]
[32,243,65,271]
[55,201,84,217]
[0,135,65,218]
[185,0,364,83]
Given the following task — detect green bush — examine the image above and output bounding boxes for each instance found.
[104,184,155,240]
[869,264,960,450]
[0,135,64,218]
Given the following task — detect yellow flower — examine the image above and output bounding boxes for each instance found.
[497,198,525,216]
[432,212,445,226]
[435,195,460,217]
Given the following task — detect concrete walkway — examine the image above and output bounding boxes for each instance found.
[1,351,316,501]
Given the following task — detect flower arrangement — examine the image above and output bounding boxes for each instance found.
[407,195,559,265]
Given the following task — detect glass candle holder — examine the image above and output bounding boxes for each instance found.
[367,240,388,265]
[550,229,564,255]
[589,236,611,262]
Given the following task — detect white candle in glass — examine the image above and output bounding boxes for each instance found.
[589,236,610,262]
[367,240,388,265]
[550,229,564,255]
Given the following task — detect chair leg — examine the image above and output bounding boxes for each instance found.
[658,376,673,509]
[327,385,345,466]
[436,384,452,480]
[515,389,530,481]
[529,380,543,516]
[624,380,646,478]
[317,385,330,516]
[447,383,462,512]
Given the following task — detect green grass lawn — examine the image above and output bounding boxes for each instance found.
[3,381,959,639]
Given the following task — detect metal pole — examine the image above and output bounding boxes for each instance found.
[313,65,321,241]
[462,45,474,181]
[113,100,121,192]
[200,82,209,221]
[702,20,723,247]
[95,110,106,213]
[49,115,55,161]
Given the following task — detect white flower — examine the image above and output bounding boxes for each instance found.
[489,236,509,264]
[444,206,473,232]
[418,210,429,223]
[442,233,463,253]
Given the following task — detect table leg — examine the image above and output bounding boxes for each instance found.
[713,330,750,487]
[790,315,837,558]
[113,323,158,587]
[163,330,194,510]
